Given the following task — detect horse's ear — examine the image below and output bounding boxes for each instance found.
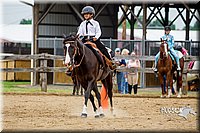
[160,38,163,42]
[63,34,66,38]
[75,34,79,39]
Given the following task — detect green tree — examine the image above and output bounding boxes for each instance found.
[182,21,200,30]
[191,21,200,30]
[20,19,32,25]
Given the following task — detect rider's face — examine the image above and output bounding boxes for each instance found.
[165,30,170,35]
[84,13,93,20]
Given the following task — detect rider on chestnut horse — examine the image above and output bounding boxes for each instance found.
[154,26,181,73]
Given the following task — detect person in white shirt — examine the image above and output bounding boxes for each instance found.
[77,6,111,60]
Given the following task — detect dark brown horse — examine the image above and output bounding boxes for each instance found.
[65,71,83,95]
[63,34,113,118]
[158,39,184,98]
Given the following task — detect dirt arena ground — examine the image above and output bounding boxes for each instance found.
[2,94,199,132]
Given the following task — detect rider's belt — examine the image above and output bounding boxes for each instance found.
[83,35,95,40]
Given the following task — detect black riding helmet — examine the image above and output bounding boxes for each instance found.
[164,26,171,31]
[81,6,95,16]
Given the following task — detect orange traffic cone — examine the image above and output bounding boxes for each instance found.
[100,84,109,109]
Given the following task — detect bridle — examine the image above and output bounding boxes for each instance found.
[64,39,85,68]
[160,41,169,60]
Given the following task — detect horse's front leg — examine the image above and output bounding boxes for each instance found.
[81,81,93,118]
[159,74,164,98]
[166,73,173,98]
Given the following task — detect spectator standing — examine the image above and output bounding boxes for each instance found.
[127,51,141,95]
[121,48,130,94]
[114,48,125,93]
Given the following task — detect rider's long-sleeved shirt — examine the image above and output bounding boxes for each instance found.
[161,34,174,49]
[77,18,101,39]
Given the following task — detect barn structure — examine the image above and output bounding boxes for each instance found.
[21,1,200,87]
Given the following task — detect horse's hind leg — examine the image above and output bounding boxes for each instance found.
[89,93,99,118]
[93,83,104,117]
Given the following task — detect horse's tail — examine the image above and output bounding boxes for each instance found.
[100,84,109,109]
[100,72,113,109]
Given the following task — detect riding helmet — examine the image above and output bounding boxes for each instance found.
[164,26,171,31]
[81,6,95,15]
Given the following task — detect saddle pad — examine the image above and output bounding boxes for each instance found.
[175,50,184,58]
[168,50,183,61]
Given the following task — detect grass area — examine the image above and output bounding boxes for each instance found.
[1,81,71,93]
[1,81,198,97]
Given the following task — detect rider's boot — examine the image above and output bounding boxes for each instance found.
[104,57,116,70]
[177,66,181,71]
[153,66,158,77]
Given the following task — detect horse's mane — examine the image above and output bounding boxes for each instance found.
[63,33,77,42]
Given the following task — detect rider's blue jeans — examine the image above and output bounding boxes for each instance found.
[117,72,123,93]
[155,48,180,68]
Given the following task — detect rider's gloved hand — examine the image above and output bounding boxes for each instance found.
[93,37,97,41]
[79,36,84,40]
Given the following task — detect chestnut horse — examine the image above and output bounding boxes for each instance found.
[63,34,113,118]
[157,40,174,97]
[158,39,184,97]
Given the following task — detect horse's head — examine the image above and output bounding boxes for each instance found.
[160,38,169,59]
[63,33,79,67]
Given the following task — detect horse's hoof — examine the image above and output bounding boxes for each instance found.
[167,95,171,98]
[100,113,105,117]
[177,95,181,98]
[81,113,87,118]
[160,95,164,98]
[95,114,100,118]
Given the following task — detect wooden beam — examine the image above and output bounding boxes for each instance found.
[37,3,55,25]
[68,4,84,21]
[94,3,108,19]
[120,5,131,24]
[156,7,165,24]
[68,4,84,23]
[164,5,169,26]
[146,3,165,26]
[189,9,197,23]
[148,7,164,26]
[146,7,156,24]
[177,8,186,24]
[169,8,185,26]
[105,5,115,26]
[186,9,190,40]
[183,2,200,23]
[129,7,143,25]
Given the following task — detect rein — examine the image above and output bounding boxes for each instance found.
[73,39,85,68]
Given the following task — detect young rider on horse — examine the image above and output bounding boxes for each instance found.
[77,6,114,69]
[154,26,181,73]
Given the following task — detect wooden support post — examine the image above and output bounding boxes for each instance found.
[122,5,129,40]
[130,5,135,40]
[40,59,47,92]
[182,72,188,95]
[141,4,147,89]
[32,4,39,86]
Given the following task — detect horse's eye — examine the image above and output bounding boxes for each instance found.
[63,46,66,49]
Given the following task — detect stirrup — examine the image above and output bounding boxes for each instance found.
[153,68,158,72]
[177,67,181,71]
